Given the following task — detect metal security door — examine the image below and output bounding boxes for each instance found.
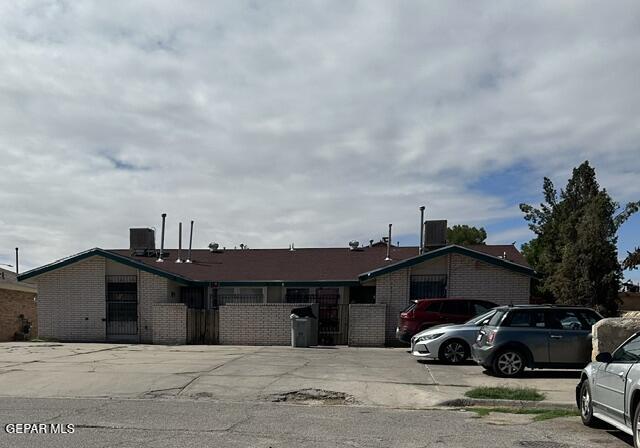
[106,276,138,337]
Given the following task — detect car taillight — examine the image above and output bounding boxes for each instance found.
[487,331,496,344]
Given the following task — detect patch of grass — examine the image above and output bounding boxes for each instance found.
[468,407,579,421]
[465,386,545,401]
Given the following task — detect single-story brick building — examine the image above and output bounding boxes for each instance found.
[18,221,535,346]
[1,267,37,341]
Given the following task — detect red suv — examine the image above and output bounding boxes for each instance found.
[396,298,498,343]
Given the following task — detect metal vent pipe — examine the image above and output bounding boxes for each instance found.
[186,220,194,263]
[157,213,166,262]
[419,206,425,254]
[176,222,183,263]
[385,224,392,261]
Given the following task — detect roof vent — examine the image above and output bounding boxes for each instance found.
[208,242,220,252]
[348,240,360,251]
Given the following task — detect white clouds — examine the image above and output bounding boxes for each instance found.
[0,0,639,269]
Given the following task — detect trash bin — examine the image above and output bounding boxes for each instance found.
[290,316,311,347]
[290,306,316,348]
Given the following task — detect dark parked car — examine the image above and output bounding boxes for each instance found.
[472,305,603,377]
[396,298,498,343]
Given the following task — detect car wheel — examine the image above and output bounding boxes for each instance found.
[439,340,469,364]
[492,348,525,377]
[579,380,597,427]
[634,399,640,448]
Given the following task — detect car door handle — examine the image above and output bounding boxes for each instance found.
[550,335,563,339]
[618,372,625,379]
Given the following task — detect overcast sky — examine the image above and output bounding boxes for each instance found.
[1,1,638,281]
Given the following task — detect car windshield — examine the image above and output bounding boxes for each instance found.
[465,309,496,325]
[401,302,417,313]
[612,333,640,362]
[487,310,506,326]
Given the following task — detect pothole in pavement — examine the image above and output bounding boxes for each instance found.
[518,442,571,448]
[267,388,356,405]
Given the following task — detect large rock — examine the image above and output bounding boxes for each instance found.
[592,318,640,360]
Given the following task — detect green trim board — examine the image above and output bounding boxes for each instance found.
[358,244,536,280]
[17,248,197,286]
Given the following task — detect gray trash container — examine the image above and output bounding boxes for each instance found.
[290,315,312,348]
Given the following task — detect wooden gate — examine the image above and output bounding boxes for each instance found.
[187,309,219,344]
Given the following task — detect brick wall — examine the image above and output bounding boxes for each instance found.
[36,256,106,341]
[219,303,316,345]
[375,269,410,343]
[152,303,187,345]
[0,289,38,341]
[138,271,170,343]
[348,304,386,347]
[448,254,530,305]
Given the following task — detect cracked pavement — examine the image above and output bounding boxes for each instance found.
[0,397,631,447]
[0,343,621,447]
[0,342,577,406]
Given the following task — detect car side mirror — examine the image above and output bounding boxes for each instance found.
[596,352,613,363]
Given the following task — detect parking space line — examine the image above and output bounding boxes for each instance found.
[423,364,439,391]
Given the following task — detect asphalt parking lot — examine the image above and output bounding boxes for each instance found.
[0,342,577,406]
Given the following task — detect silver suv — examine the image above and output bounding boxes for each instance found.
[472,305,602,377]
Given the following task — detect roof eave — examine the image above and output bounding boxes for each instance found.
[17,248,198,286]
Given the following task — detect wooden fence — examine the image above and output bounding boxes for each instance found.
[187,309,219,344]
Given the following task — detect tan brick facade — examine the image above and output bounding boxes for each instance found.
[375,253,531,343]
[138,271,170,343]
[219,303,316,345]
[36,256,106,341]
[32,256,177,343]
[152,303,187,345]
[447,254,530,305]
[0,289,38,341]
[348,304,386,347]
[375,269,410,342]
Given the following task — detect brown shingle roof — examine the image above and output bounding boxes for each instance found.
[107,244,529,283]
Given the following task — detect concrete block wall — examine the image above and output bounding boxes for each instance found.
[0,289,38,341]
[152,303,187,345]
[348,304,386,347]
[36,256,106,341]
[375,269,410,343]
[448,254,530,305]
[138,271,170,343]
[219,303,313,345]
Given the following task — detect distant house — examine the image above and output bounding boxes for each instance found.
[0,267,37,341]
[18,220,535,346]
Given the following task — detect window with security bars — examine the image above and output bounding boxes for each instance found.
[409,275,447,299]
[105,275,138,335]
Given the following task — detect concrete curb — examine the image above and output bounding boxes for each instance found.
[437,397,576,410]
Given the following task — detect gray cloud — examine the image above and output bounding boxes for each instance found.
[0,0,639,271]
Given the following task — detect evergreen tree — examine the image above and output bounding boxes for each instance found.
[520,161,639,315]
[446,225,487,245]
